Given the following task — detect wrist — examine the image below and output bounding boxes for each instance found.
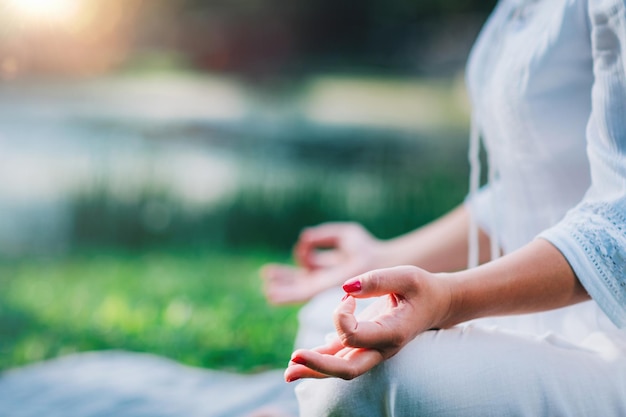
[438,262,516,327]
[437,267,502,328]
[434,239,590,328]
[430,272,468,329]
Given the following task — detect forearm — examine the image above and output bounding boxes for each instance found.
[376,205,491,272]
[440,238,590,328]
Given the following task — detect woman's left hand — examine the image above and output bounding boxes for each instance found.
[284,265,454,381]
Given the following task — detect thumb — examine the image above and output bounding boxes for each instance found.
[342,266,422,299]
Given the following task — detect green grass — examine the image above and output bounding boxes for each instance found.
[0,248,299,373]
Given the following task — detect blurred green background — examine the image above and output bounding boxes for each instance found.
[0,0,494,372]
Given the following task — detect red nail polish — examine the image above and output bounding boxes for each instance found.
[342,280,361,293]
[341,293,350,301]
[291,356,307,366]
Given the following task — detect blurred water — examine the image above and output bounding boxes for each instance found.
[0,76,245,254]
[0,74,470,255]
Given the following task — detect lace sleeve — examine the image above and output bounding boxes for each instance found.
[540,200,626,328]
[539,0,626,328]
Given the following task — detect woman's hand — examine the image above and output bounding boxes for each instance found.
[261,223,382,305]
[283,240,591,381]
[284,265,454,381]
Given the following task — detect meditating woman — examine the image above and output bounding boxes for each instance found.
[262,0,626,415]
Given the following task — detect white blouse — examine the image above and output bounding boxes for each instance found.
[465,0,626,342]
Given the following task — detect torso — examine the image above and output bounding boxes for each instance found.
[465,0,626,345]
[466,0,594,253]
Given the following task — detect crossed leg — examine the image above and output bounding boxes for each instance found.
[296,324,626,417]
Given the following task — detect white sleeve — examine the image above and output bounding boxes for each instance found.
[539,0,626,328]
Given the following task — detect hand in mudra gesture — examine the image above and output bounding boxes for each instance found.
[284,265,454,381]
[261,223,382,305]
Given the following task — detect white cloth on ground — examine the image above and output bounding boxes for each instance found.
[0,351,298,417]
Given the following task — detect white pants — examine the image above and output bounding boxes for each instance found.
[295,291,626,417]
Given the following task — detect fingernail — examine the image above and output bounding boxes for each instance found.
[286,376,300,383]
[342,280,361,293]
[341,293,350,301]
[291,356,307,366]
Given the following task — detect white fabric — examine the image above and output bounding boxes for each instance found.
[0,351,299,417]
[538,0,626,329]
[464,0,626,345]
[465,0,593,256]
[297,0,626,414]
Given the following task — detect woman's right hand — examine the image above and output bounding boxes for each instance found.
[261,223,383,305]
[284,265,454,381]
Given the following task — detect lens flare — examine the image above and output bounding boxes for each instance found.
[6,0,81,25]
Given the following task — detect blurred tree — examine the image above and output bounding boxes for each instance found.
[171,0,497,77]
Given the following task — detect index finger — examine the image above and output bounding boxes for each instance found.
[343,266,423,299]
[294,223,344,268]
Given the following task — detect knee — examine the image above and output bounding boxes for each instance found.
[294,335,443,417]
[295,366,392,417]
[294,328,516,417]
[295,378,347,417]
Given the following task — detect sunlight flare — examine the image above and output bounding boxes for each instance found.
[6,0,81,25]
